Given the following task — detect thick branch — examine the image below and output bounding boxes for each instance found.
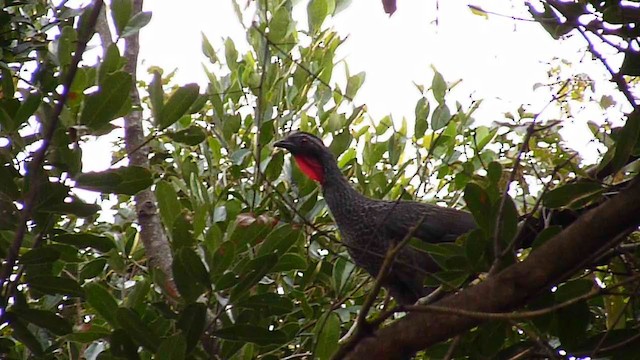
[122,0,176,298]
[340,176,640,359]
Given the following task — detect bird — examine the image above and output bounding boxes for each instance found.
[274,131,477,305]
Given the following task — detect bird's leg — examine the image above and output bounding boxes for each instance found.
[338,315,376,344]
[416,285,444,305]
[338,320,358,344]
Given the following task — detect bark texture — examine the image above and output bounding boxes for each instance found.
[122,0,176,295]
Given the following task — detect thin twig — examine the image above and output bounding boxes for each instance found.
[0,0,104,291]
[251,4,272,211]
[577,27,638,110]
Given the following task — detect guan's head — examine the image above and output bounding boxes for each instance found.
[274,132,334,183]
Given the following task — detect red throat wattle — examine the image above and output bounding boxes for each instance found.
[293,155,324,183]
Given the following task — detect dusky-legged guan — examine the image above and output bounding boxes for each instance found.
[275,131,476,305]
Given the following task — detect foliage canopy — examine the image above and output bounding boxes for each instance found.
[1,0,640,359]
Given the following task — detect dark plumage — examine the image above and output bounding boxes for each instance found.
[274,131,476,304]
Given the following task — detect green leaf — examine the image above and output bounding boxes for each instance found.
[44,197,101,217]
[257,225,300,257]
[52,233,115,252]
[149,70,164,119]
[543,182,603,209]
[611,112,640,172]
[213,324,287,346]
[201,32,218,64]
[315,312,340,360]
[110,329,139,359]
[20,246,60,265]
[237,293,294,315]
[308,0,330,33]
[156,333,187,360]
[272,253,307,272]
[464,229,490,272]
[10,308,72,335]
[414,97,430,138]
[231,254,278,300]
[171,213,195,248]
[121,11,152,38]
[432,69,447,104]
[177,302,207,353]
[474,126,497,151]
[224,37,238,69]
[80,71,131,130]
[464,182,494,233]
[431,104,451,131]
[29,276,84,297]
[80,258,107,280]
[497,194,518,246]
[75,166,153,195]
[13,92,41,130]
[156,180,182,230]
[555,280,591,349]
[157,83,200,130]
[329,129,353,156]
[332,256,355,294]
[98,44,122,84]
[531,225,562,249]
[116,307,160,352]
[8,319,43,356]
[110,0,133,36]
[84,283,119,326]
[269,6,291,42]
[166,125,207,145]
[124,278,151,310]
[345,71,365,100]
[173,248,208,302]
[209,240,236,279]
[179,247,210,290]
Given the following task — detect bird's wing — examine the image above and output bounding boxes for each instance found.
[382,201,476,243]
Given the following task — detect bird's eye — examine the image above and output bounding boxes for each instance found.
[300,138,308,145]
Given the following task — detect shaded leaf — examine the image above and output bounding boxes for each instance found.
[177,302,207,353]
[116,307,159,352]
[155,180,182,230]
[431,104,451,131]
[315,312,340,360]
[157,84,200,130]
[121,11,152,38]
[272,254,307,272]
[611,111,640,172]
[213,324,287,346]
[85,282,119,326]
[75,166,153,195]
[80,71,132,130]
[166,125,207,146]
[156,333,187,360]
[10,308,72,335]
[52,233,115,252]
[543,182,603,209]
[28,276,84,297]
[110,0,133,36]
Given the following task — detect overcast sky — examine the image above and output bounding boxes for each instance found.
[75,0,622,174]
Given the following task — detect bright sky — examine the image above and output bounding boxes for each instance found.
[83,0,621,173]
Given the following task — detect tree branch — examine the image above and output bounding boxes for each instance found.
[122,0,177,300]
[339,176,640,359]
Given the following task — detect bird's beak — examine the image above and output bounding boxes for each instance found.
[274,139,294,151]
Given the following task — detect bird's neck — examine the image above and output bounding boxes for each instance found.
[320,160,367,220]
